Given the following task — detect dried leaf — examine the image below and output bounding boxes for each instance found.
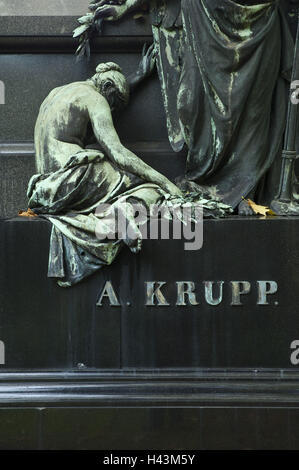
[18,208,37,218]
[243,198,276,217]
[73,24,90,38]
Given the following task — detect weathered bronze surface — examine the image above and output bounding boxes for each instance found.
[29,54,231,286]
[28,59,181,286]
[75,0,299,215]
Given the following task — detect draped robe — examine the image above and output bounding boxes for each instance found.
[151,0,294,207]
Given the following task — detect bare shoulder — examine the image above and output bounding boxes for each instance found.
[48,81,104,100]
[42,81,93,103]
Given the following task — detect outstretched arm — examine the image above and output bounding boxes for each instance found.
[88,94,182,197]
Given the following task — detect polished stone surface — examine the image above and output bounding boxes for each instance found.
[2,406,299,450]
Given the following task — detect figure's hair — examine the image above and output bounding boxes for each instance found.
[91,62,129,111]
[95,62,122,74]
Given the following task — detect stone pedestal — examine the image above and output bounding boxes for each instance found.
[1,2,299,450]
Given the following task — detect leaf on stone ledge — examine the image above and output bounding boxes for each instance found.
[243,198,276,217]
[18,208,37,218]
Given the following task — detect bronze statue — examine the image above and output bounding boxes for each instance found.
[34,50,179,198]
[75,0,299,215]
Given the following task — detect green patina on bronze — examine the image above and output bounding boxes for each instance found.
[29,55,231,286]
[27,0,299,286]
[75,0,299,215]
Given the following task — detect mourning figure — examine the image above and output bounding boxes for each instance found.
[28,53,183,286]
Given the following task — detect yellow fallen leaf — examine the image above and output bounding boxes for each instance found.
[243,198,276,217]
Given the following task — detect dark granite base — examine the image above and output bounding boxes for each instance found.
[1,216,299,449]
[1,370,299,449]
